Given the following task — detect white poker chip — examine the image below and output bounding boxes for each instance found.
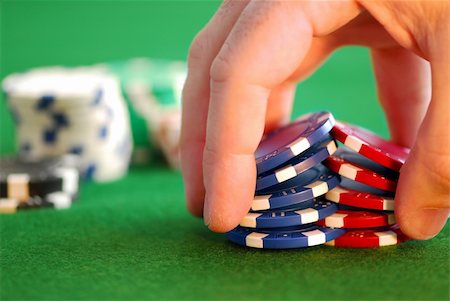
[3,67,132,182]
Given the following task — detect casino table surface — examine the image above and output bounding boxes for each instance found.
[1,2,449,300]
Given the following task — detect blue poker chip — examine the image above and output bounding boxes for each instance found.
[255,111,335,175]
[252,164,340,211]
[226,224,346,249]
[256,138,337,191]
[240,198,338,228]
[253,198,316,213]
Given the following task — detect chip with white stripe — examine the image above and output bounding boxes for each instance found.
[324,148,398,192]
[255,111,335,175]
[317,208,396,229]
[324,225,409,248]
[241,199,337,228]
[325,178,395,211]
[330,121,409,172]
[227,224,346,249]
[252,165,340,211]
[0,156,80,199]
[256,138,337,191]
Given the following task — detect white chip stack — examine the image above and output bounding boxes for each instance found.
[3,67,133,182]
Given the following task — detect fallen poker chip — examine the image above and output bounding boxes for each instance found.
[324,148,398,192]
[256,138,337,191]
[325,179,395,211]
[325,225,410,248]
[0,191,74,214]
[316,206,396,229]
[330,121,410,172]
[252,164,340,211]
[240,198,338,228]
[255,111,335,175]
[0,156,79,201]
[227,224,346,249]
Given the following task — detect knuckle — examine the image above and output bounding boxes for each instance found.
[210,42,235,83]
[216,0,240,19]
[187,30,210,67]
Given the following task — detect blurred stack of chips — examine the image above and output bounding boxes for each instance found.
[0,155,80,213]
[106,58,186,168]
[0,58,185,214]
[3,67,133,182]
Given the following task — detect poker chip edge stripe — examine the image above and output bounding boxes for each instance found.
[324,156,397,192]
[256,139,337,191]
[227,226,346,249]
[325,227,410,248]
[330,123,405,171]
[325,186,395,211]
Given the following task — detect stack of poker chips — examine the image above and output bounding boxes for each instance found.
[2,67,133,182]
[117,58,186,169]
[0,155,80,214]
[227,112,347,249]
[226,112,411,249]
[318,122,411,248]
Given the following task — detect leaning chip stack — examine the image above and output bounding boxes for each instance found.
[227,112,347,249]
[226,112,413,249]
[118,58,186,169]
[318,121,411,248]
[2,67,133,182]
[0,155,80,214]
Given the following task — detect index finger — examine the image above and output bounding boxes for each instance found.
[203,1,361,232]
[181,0,249,217]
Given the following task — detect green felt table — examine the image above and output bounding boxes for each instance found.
[1,1,449,300]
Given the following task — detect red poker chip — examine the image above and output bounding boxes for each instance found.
[325,181,395,211]
[325,225,410,248]
[316,209,396,229]
[324,155,398,192]
[330,121,410,172]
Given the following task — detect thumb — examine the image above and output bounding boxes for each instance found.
[396,54,450,240]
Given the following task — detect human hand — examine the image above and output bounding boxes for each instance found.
[180,0,450,239]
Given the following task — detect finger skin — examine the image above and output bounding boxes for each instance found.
[265,37,336,133]
[360,0,450,239]
[287,37,337,83]
[371,48,431,147]
[183,0,450,238]
[264,83,296,133]
[396,58,450,239]
[370,48,446,240]
[180,0,249,217]
[182,0,338,220]
[204,1,361,232]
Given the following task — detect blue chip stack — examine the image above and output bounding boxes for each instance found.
[226,111,347,249]
[3,67,133,182]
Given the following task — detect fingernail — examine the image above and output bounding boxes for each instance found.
[413,208,450,239]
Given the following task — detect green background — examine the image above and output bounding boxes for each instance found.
[1,1,448,300]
